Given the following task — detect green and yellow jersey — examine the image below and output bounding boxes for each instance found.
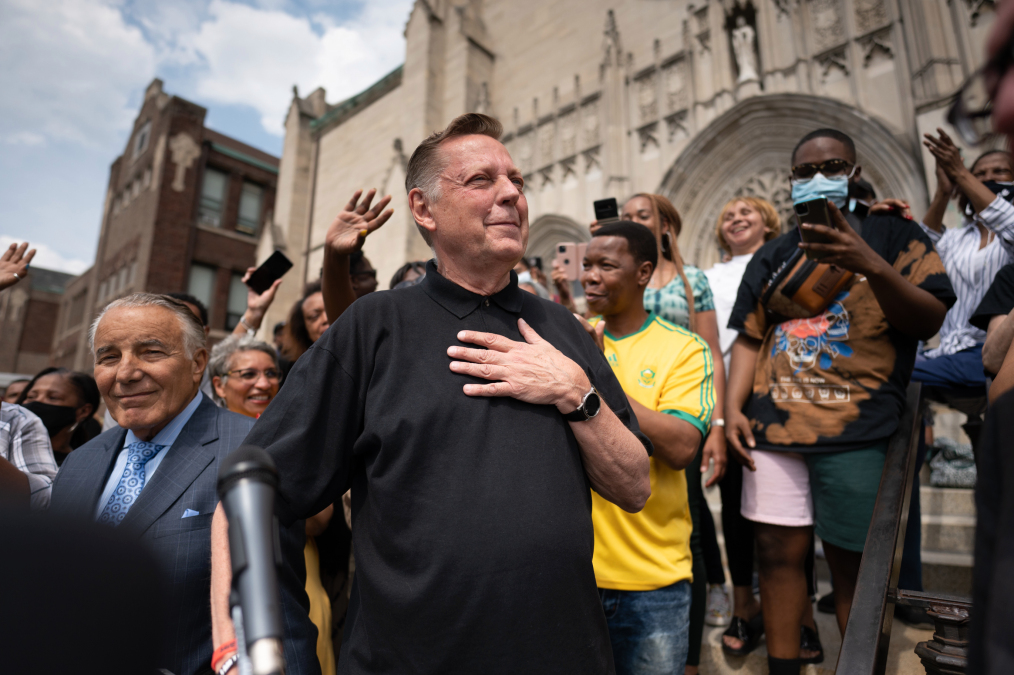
[590,312,714,590]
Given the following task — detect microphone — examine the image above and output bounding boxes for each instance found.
[218,445,286,675]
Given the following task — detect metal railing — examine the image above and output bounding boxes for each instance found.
[836,382,972,674]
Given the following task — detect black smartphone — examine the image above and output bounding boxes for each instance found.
[245,250,293,294]
[594,198,620,226]
[794,198,835,261]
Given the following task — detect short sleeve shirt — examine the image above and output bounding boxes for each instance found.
[245,262,650,675]
[728,216,955,453]
[590,314,713,591]
[970,262,1014,330]
[642,264,715,329]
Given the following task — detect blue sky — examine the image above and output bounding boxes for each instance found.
[0,0,413,273]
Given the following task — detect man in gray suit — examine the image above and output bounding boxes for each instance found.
[51,293,318,675]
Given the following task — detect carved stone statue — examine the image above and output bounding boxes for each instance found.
[731,16,759,84]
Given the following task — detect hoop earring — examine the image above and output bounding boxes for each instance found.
[661,232,674,261]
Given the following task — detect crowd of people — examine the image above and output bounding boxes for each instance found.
[6,12,1014,672]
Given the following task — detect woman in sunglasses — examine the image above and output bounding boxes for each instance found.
[209,335,282,419]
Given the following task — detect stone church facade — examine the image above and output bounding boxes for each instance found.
[257,0,997,334]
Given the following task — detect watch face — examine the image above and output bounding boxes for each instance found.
[584,390,601,418]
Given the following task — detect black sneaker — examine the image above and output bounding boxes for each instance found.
[817,592,835,614]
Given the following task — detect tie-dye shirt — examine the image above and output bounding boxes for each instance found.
[642,264,715,329]
[728,216,955,453]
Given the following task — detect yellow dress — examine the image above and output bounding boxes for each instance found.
[304,536,336,675]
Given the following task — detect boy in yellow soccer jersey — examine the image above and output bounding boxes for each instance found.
[580,221,714,674]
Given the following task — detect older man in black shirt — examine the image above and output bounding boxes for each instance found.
[210,113,651,675]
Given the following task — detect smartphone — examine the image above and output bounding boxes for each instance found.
[555,242,588,281]
[594,198,620,226]
[794,198,835,261]
[245,250,293,294]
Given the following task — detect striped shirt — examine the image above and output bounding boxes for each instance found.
[920,195,1014,357]
[0,403,58,509]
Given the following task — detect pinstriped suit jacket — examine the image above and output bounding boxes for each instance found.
[51,395,320,675]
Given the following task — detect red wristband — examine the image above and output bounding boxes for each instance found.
[211,640,238,672]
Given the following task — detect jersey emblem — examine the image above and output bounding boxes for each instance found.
[638,368,657,388]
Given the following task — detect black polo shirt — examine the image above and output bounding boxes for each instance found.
[246,261,650,675]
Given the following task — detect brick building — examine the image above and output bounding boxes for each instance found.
[51,79,279,370]
[0,267,74,376]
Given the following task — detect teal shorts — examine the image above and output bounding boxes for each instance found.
[804,442,888,552]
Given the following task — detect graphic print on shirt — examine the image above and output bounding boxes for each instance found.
[769,292,853,404]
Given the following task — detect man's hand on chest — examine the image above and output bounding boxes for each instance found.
[447,318,591,414]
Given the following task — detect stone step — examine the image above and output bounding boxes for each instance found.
[920,485,975,518]
[698,580,933,675]
[922,514,976,555]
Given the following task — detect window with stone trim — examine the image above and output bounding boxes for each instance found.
[188,263,216,314]
[133,121,152,160]
[226,272,248,330]
[199,168,228,227]
[237,181,263,235]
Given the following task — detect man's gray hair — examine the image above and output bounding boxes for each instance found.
[404,113,504,245]
[89,293,207,359]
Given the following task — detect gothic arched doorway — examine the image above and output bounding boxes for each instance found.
[526,214,590,265]
[658,94,926,270]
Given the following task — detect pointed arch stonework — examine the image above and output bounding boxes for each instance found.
[526,214,590,265]
[658,94,926,270]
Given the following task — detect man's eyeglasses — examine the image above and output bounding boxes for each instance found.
[226,368,281,382]
[947,29,1013,146]
[790,159,856,182]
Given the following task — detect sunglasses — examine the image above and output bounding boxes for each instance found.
[226,368,281,382]
[790,159,856,182]
[947,29,1014,146]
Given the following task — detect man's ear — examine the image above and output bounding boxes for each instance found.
[852,165,862,183]
[638,261,654,288]
[193,348,208,382]
[408,188,437,242]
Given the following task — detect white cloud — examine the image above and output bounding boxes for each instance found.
[184,0,411,135]
[0,0,156,148]
[0,235,90,276]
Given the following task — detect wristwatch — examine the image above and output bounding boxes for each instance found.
[563,386,602,422]
[712,418,725,428]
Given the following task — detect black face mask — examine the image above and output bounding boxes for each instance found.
[964,180,1014,217]
[22,401,78,437]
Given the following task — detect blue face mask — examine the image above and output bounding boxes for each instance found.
[791,172,850,209]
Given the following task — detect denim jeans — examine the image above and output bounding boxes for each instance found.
[599,580,692,675]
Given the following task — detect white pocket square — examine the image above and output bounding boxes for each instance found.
[182,509,200,518]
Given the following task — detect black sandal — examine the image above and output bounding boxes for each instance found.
[721,613,764,656]
[800,623,824,664]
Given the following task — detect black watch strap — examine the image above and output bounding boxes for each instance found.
[563,387,601,422]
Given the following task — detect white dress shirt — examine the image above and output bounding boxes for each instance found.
[705,253,755,372]
[94,391,204,519]
[920,195,1014,358]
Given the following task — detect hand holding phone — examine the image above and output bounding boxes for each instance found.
[554,242,588,281]
[794,199,835,261]
[246,251,293,294]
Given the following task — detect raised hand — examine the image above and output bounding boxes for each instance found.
[325,189,394,256]
[447,318,591,413]
[0,242,36,291]
[237,266,282,332]
[922,128,966,181]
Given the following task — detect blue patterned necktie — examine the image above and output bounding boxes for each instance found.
[98,441,164,526]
